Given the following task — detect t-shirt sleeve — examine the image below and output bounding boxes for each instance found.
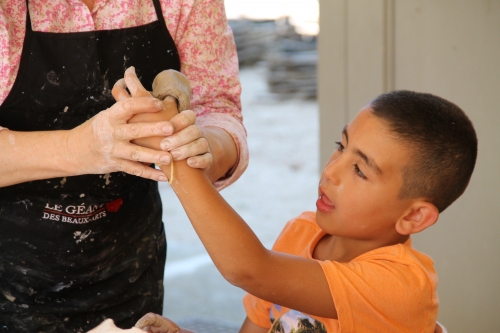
[318,249,438,333]
[242,293,273,329]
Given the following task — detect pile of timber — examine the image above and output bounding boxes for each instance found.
[228,19,277,67]
[229,18,318,99]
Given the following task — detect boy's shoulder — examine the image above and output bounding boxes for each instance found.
[271,211,322,256]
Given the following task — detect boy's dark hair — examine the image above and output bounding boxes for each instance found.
[369,90,477,212]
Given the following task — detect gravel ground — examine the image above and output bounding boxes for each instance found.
[159,64,319,329]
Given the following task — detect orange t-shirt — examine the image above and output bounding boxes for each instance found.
[243,211,439,333]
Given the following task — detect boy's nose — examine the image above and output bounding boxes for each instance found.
[323,156,344,186]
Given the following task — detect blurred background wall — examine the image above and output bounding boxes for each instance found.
[318,1,500,331]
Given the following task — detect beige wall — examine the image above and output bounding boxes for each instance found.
[318,0,500,331]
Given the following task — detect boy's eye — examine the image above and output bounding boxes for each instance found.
[335,141,345,152]
[354,164,367,180]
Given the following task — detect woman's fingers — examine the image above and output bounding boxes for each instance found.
[169,136,208,161]
[114,121,173,141]
[108,97,165,123]
[160,124,202,151]
[186,152,213,169]
[112,78,130,101]
[112,158,169,182]
[166,110,196,133]
[124,67,152,97]
[155,110,214,170]
[111,141,172,165]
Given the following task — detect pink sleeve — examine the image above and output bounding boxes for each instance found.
[161,0,248,190]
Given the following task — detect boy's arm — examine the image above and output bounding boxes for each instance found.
[168,157,336,319]
[117,70,337,319]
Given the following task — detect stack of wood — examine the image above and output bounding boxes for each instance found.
[228,19,277,67]
[229,18,318,99]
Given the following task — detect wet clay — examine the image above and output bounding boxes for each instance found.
[152,70,191,112]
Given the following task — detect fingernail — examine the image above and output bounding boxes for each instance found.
[160,155,171,164]
[162,125,173,135]
[171,151,180,159]
[155,100,164,109]
[158,175,168,182]
[161,140,171,150]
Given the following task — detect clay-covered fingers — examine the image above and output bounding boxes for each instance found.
[112,66,152,102]
[110,155,170,182]
[109,139,172,165]
[135,313,181,333]
[107,96,165,123]
[162,110,196,135]
[159,123,205,155]
[158,110,212,169]
[114,121,174,142]
[67,97,172,181]
[112,78,130,102]
[124,66,152,98]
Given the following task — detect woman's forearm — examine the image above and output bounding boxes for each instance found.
[0,129,77,187]
[0,96,172,188]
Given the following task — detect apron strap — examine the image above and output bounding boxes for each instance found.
[152,0,167,26]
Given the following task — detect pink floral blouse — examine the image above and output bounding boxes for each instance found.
[0,0,248,189]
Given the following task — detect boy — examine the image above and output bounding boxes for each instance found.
[106,72,477,332]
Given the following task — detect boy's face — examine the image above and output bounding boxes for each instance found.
[316,107,412,241]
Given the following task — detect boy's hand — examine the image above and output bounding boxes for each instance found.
[135,313,195,333]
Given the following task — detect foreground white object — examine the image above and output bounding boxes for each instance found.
[87,319,144,333]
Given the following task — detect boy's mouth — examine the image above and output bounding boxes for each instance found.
[316,194,335,213]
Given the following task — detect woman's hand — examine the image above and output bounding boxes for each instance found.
[135,313,195,333]
[66,94,173,182]
[113,67,213,171]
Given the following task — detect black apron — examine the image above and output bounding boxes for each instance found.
[0,0,180,331]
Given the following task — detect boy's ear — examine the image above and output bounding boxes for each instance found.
[395,201,439,235]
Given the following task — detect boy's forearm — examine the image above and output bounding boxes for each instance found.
[130,103,263,285]
[168,161,269,286]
